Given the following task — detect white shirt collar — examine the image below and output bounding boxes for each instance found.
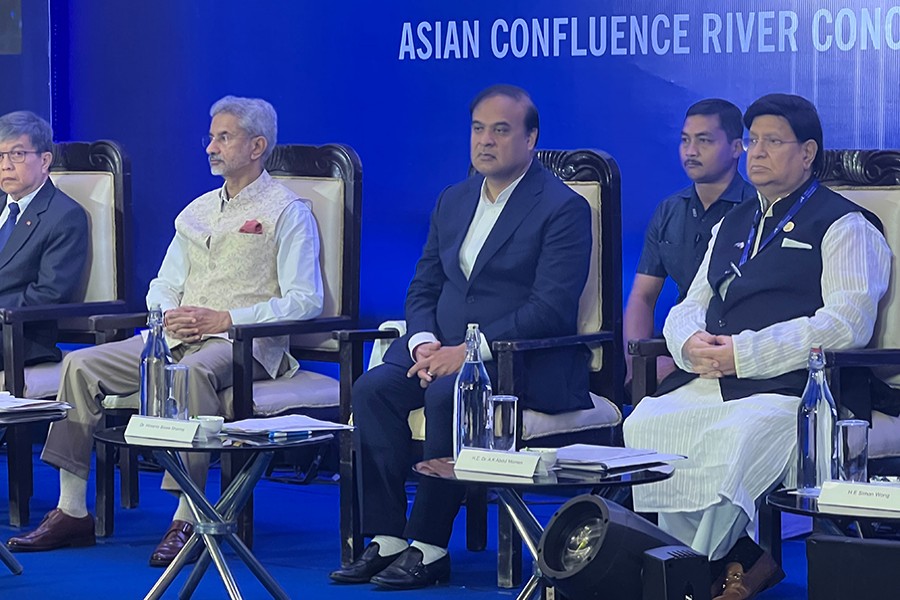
[2,177,48,221]
[478,159,533,207]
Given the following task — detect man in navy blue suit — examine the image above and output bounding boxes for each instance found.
[330,85,593,589]
[0,111,88,370]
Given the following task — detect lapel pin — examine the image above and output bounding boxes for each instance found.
[783,221,795,233]
[25,220,32,226]
[734,241,745,249]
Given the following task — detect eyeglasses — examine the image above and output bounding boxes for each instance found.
[742,137,802,151]
[202,133,246,148]
[0,150,42,164]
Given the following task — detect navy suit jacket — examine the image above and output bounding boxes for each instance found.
[383,159,594,414]
[0,179,89,366]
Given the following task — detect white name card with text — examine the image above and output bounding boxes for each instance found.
[818,480,900,513]
[454,448,540,477]
[125,415,199,444]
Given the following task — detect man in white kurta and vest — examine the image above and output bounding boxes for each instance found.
[624,94,891,600]
[7,96,324,566]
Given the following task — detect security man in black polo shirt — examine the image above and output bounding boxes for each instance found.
[624,98,756,388]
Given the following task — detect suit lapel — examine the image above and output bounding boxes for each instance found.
[0,179,54,270]
[444,177,481,285]
[467,160,542,283]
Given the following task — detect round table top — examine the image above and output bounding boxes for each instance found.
[94,425,334,453]
[414,457,674,490]
[767,488,900,522]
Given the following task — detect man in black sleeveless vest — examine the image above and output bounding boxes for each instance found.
[624,94,891,600]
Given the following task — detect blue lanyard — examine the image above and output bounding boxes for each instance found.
[739,179,819,267]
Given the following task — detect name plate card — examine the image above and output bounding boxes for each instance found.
[125,415,199,444]
[454,448,540,478]
[818,480,900,513]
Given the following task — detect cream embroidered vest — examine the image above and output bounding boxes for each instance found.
[173,171,297,377]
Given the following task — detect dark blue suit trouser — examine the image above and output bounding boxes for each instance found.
[355,361,483,547]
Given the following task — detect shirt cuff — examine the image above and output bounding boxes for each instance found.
[229,307,255,326]
[479,334,493,362]
[408,332,438,361]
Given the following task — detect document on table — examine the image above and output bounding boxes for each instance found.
[0,393,71,413]
[223,414,353,436]
[555,444,685,472]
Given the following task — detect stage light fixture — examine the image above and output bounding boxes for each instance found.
[536,494,710,600]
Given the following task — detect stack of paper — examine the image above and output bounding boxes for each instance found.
[224,414,353,437]
[555,444,685,472]
[0,394,70,423]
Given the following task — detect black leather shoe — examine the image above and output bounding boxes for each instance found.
[149,520,197,567]
[329,542,404,584]
[370,547,451,590]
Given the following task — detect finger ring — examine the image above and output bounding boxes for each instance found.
[426,370,434,378]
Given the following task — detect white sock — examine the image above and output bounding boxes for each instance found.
[411,540,448,565]
[172,494,196,525]
[57,469,88,518]
[371,535,408,557]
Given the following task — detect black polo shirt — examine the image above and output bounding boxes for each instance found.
[636,173,756,302]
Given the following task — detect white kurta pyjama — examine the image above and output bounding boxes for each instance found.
[625,207,891,560]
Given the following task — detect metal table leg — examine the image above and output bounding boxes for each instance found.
[495,488,553,600]
[0,541,23,575]
[143,448,290,600]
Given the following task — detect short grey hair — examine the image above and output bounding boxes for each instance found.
[209,96,277,161]
[0,111,54,153]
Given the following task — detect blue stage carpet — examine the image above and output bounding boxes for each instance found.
[0,450,808,598]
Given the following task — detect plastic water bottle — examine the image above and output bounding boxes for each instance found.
[453,323,493,459]
[796,346,838,496]
[140,304,173,417]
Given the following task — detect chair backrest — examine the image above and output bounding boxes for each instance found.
[266,144,362,353]
[535,150,623,399]
[48,141,131,304]
[822,149,900,385]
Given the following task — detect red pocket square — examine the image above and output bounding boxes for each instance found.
[239,219,263,234]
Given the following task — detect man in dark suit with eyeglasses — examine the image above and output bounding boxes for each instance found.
[0,110,88,370]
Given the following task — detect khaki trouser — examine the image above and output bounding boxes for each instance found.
[41,334,269,492]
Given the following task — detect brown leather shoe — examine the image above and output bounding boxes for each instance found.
[713,551,785,600]
[7,509,95,552]
[149,520,196,567]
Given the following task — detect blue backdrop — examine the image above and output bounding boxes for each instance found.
[39,0,900,328]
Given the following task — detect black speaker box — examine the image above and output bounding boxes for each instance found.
[807,533,900,599]
[642,545,711,600]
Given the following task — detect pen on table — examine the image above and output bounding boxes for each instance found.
[268,430,314,441]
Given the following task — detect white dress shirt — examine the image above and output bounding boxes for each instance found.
[408,161,532,361]
[664,210,892,378]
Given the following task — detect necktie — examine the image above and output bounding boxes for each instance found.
[0,202,21,252]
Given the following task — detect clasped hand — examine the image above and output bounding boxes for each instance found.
[407,342,466,388]
[164,306,232,344]
[683,332,736,379]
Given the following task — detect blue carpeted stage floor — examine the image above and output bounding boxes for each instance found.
[0,449,808,599]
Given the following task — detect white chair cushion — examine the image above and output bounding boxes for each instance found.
[274,176,344,353]
[568,181,604,369]
[101,391,139,411]
[49,172,118,302]
[406,392,620,442]
[830,186,900,386]
[100,369,339,418]
[247,370,339,416]
[0,358,66,399]
[869,409,900,459]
